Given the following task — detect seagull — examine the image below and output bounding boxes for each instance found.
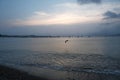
[65,40,69,43]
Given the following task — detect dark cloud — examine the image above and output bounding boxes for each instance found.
[77,0,101,4]
[103,11,120,19]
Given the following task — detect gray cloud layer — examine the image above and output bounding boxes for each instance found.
[77,0,101,4]
[103,11,120,19]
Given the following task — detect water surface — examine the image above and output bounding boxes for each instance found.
[0,37,120,80]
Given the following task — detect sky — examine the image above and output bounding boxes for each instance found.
[0,0,120,36]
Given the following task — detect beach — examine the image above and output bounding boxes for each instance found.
[0,64,120,80]
[0,65,49,80]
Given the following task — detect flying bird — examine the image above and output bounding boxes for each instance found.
[65,40,69,43]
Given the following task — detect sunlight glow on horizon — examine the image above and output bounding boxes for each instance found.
[12,2,104,26]
[13,12,101,26]
[0,0,120,35]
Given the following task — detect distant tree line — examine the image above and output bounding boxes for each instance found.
[0,33,120,38]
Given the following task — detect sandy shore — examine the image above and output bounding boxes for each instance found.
[0,65,120,80]
[0,65,49,80]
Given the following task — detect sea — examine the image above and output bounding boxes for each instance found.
[0,37,120,80]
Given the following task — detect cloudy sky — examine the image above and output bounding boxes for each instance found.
[0,0,120,35]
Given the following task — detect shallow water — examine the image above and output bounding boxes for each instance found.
[0,37,120,80]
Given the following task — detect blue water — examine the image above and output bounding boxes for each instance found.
[0,37,120,79]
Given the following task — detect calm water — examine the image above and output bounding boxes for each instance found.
[0,37,120,80]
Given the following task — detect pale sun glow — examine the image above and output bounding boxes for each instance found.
[12,2,107,26]
[13,12,101,26]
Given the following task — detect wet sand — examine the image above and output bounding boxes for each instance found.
[0,65,49,80]
[0,65,120,80]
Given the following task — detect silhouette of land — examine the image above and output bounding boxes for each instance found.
[0,34,120,38]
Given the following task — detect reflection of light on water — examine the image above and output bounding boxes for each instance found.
[64,41,70,53]
[0,37,120,80]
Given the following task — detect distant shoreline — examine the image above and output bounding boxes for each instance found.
[0,34,120,38]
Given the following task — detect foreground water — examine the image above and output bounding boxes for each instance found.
[0,37,120,80]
